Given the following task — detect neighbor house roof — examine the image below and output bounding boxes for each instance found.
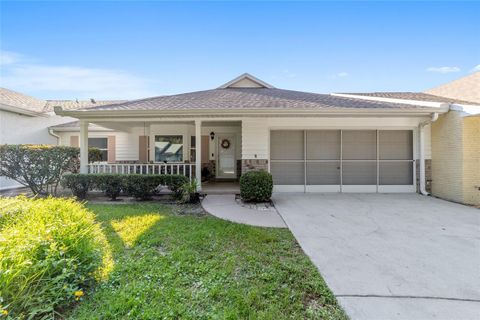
[340,92,477,105]
[0,87,46,114]
[424,71,480,104]
[43,99,127,112]
[70,88,442,113]
[0,87,126,115]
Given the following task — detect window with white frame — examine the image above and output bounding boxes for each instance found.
[88,138,108,162]
[155,135,183,162]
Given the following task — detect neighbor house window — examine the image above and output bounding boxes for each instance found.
[88,138,108,162]
[155,135,183,162]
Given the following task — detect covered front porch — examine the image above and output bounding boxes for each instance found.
[77,119,242,191]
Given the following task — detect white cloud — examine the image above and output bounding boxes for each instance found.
[471,64,480,72]
[426,66,460,74]
[0,50,22,65]
[329,72,349,79]
[0,50,156,99]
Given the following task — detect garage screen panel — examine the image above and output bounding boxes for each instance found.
[306,162,341,185]
[379,130,414,186]
[270,131,304,160]
[342,130,377,186]
[270,129,414,192]
[270,130,304,186]
[342,130,376,160]
[306,130,341,160]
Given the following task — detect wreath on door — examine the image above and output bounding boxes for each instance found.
[221,139,231,149]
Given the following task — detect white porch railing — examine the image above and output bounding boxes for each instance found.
[87,163,196,181]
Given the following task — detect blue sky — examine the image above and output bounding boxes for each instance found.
[1,1,479,100]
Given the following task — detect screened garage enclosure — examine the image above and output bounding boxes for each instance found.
[270,130,415,193]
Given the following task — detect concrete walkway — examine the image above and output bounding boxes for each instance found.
[273,193,480,320]
[201,194,286,228]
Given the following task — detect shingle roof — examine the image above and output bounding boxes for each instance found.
[43,99,127,112]
[424,71,480,104]
[81,88,436,112]
[341,92,477,105]
[0,87,46,113]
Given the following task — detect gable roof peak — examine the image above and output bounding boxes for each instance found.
[218,73,274,89]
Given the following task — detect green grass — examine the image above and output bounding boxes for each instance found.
[69,203,346,319]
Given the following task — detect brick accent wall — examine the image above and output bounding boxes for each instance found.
[242,159,268,173]
[462,117,480,205]
[431,112,464,203]
[416,159,432,193]
[431,111,480,205]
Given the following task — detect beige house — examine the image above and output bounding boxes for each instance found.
[2,73,478,205]
[53,73,452,195]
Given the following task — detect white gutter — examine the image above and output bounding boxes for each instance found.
[331,93,449,109]
[0,103,48,117]
[48,128,61,145]
[418,112,439,196]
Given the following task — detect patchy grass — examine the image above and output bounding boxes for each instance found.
[69,203,346,319]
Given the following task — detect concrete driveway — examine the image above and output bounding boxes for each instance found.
[273,193,480,320]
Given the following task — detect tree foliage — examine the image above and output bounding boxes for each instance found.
[0,145,79,195]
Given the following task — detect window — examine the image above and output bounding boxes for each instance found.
[88,138,108,162]
[155,135,183,162]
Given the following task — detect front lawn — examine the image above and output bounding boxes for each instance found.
[70,203,346,319]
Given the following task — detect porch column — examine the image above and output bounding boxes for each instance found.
[195,120,202,191]
[79,120,89,173]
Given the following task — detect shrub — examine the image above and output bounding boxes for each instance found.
[0,144,79,195]
[161,174,189,199]
[123,175,162,200]
[240,170,273,202]
[60,174,191,201]
[61,174,95,199]
[179,179,199,203]
[96,174,125,200]
[0,196,112,319]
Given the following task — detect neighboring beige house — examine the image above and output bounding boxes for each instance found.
[426,73,480,205]
[0,87,125,189]
[425,71,480,104]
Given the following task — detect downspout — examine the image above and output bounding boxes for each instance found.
[418,112,439,195]
[48,128,61,145]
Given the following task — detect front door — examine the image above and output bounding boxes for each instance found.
[216,134,236,179]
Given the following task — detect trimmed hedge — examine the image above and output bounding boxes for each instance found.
[96,174,124,200]
[60,174,189,200]
[61,174,95,200]
[0,196,112,319]
[240,170,273,202]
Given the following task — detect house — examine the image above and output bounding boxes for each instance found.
[52,73,453,195]
[0,87,125,189]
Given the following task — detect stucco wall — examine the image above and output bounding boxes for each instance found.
[0,110,76,190]
[462,116,480,205]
